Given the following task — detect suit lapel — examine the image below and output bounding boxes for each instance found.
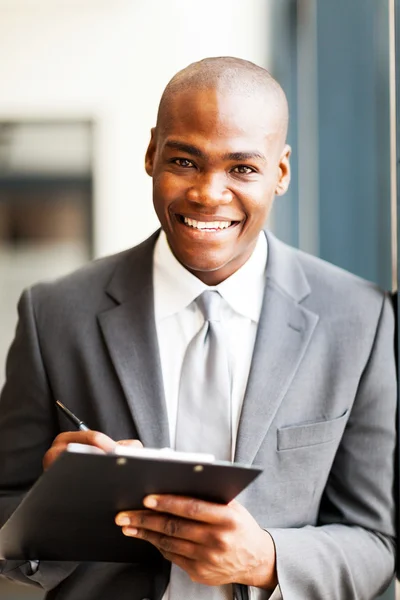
[235,232,319,464]
[98,232,170,449]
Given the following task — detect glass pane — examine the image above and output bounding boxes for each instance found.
[0,121,93,392]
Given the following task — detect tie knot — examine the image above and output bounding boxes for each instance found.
[196,290,222,322]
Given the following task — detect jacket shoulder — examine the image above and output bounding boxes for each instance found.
[27,231,159,316]
[292,245,388,318]
[30,248,130,308]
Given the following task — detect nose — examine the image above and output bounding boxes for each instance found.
[186,173,233,206]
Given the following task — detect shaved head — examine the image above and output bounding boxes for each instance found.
[156,56,289,140]
[146,56,292,285]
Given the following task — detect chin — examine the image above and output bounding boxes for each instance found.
[180,252,228,273]
[182,257,233,284]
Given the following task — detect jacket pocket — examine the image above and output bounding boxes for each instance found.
[277,410,349,451]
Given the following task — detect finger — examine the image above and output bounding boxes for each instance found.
[115,510,207,543]
[43,445,68,470]
[52,430,116,451]
[143,495,231,525]
[121,526,200,559]
[43,431,116,470]
[117,439,143,448]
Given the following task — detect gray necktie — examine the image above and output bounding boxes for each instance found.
[169,290,232,600]
[175,290,232,460]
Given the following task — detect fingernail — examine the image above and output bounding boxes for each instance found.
[144,496,158,508]
[124,527,138,536]
[116,514,130,526]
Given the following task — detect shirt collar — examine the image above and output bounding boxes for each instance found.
[153,230,268,323]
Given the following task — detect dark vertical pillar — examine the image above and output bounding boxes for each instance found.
[268,0,299,248]
[316,0,392,290]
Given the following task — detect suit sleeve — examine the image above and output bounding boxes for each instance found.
[267,293,397,599]
[0,288,78,590]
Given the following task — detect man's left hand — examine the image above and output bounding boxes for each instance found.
[115,496,277,589]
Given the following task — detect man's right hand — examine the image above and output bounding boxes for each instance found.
[43,433,144,470]
[42,431,117,470]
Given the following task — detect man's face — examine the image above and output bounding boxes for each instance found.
[145,87,290,285]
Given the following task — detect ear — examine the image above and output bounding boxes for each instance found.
[275,144,291,196]
[145,128,157,176]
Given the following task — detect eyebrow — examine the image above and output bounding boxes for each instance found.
[164,141,267,163]
[164,141,205,159]
[224,151,267,162]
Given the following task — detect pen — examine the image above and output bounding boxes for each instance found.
[55,400,90,431]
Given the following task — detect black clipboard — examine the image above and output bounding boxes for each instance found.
[0,447,262,562]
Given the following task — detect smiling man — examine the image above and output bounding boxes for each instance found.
[0,57,396,600]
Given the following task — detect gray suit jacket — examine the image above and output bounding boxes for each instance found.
[0,230,396,600]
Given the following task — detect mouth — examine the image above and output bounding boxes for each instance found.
[176,214,240,232]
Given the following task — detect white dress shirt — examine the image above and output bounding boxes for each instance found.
[153,230,278,600]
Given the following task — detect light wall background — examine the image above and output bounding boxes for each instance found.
[0,0,272,258]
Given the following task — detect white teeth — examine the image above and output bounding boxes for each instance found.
[183,217,232,230]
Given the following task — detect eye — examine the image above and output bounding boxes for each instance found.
[231,165,256,175]
[172,158,195,168]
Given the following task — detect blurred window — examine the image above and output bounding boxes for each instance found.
[0,121,93,390]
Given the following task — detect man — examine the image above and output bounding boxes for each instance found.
[0,57,396,599]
